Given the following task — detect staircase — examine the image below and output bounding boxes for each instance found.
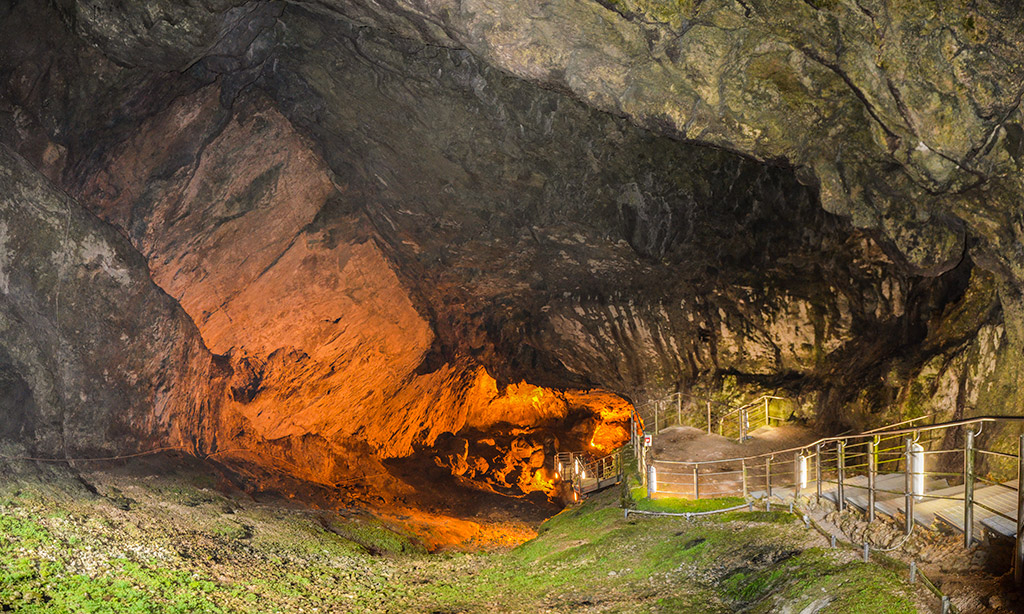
[557,448,626,495]
[646,414,1024,550]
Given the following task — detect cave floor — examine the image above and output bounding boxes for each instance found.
[650,424,821,463]
[0,453,945,613]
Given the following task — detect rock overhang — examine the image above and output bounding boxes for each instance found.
[0,0,1022,518]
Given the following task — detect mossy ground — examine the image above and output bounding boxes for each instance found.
[0,458,928,613]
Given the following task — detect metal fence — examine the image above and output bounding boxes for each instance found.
[557,447,626,495]
[641,414,1024,585]
[632,392,789,441]
[716,395,786,440]
[633,392,713,435]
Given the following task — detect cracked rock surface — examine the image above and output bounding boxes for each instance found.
[1,0,1023,503]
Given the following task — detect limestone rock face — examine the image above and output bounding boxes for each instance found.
[69,80,630,491]
[2,0,1024,503]
[56,0,262,71]
[312,0,1016,270]
[0,144,217,457]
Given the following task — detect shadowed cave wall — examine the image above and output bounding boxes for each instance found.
[0,0,1019,513]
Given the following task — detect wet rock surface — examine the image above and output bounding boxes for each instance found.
[0,144,218,457]
[0,0,1023,509]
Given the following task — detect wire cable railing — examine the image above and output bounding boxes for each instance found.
[556,447,627,497]
[633,413,1024,587]
[632,392,791,441]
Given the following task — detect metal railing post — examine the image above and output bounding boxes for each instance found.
[655,402,660,434]
[867,439,877,522]
[764,397,770,427]
[742,459,748,499]
[740,409,747,441]
[766,456,772,500]
[640,447,647,488]
[964,428,976,547]
[707,400,712,435]
[647,463,656,499]
[837,441,846,512]
[904,437,914,535]
[1015,434,1024,587]
[693,465,699,500]
[815,443,822,504]
[638,442,644,478]
[677,395,682,427]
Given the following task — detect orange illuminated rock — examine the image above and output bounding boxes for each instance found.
[75,84,633,505]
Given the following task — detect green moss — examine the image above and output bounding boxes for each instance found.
[159,485,219,507]
[211,522,252,541]
[633,495,746,514]
[802,0,840,9]
[324,517,425,555]
[0,467,921,614]
[0,513,51,549]
[714,510,796,524]
[0,556,223,613]
[723,548,917,613]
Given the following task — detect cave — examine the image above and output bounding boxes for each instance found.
[1,1,1024,612]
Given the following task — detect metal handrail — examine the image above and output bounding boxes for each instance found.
[631,402,1024,591]
[717,395,786,421]
[635,392,789,439]
[861,414,936,434]
[632,391,735,413]
[657,415,1024,467]
[558,447,627,496]
[716,395,787,441]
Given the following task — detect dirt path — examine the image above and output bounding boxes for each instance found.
[647,425,822,500]
[651,424,821,462]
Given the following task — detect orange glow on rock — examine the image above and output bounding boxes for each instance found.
[422,370,634,500]
[76,83,637,513]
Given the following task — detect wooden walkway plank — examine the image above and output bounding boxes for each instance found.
[982,515,1017,539]
[844,473,910,511]
[873,480,960,527]
[811,473,1020,541]
[934,482,1018,541]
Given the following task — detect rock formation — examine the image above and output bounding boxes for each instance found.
[0,0,1022,504]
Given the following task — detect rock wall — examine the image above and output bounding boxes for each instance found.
[0,144,217,457]
[1,0,1023,501]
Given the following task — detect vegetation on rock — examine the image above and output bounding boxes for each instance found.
[0,459,926,613]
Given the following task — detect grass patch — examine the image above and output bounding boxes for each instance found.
[0,464,924,614]
[723,548,918,613]
[633,495,746,514]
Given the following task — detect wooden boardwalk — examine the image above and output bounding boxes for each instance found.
[756,474,1020,542]
[579,474,622,494]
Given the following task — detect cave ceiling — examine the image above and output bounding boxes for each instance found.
[0,0,1022,504]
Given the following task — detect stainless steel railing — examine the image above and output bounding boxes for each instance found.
[556,448,626,496]
[632,392,789,440]
[716,395,786,440]
[642,414,1024,586]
